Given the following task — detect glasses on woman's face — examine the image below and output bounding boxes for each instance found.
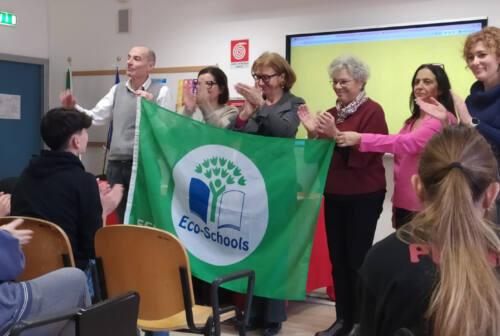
[329,79,353,87]
[252,73,278,83]
[195,80,218,89]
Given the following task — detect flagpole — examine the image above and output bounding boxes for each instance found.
[102,56,121,176]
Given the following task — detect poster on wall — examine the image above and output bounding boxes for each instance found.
[176,78,196,112]
[230,39,249,69]
[0,93,21,119]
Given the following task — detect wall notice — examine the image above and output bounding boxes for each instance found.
[230,39,249,69]
[0,93,21,119]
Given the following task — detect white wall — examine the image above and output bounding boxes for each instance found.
[46,0,500,120]
[0,0,49,58]
[45,0,500,170]
[44,0,499,240]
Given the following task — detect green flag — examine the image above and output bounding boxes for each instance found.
[65,68,72,90]
[126,99,334,300]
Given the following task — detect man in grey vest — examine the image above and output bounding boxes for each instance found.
[60,46,174,222]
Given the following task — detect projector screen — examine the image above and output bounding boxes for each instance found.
[287,19,487,137]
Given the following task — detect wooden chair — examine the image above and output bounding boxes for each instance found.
[94,225,255,336]
[9,291,140,336]
[0,216,75,282]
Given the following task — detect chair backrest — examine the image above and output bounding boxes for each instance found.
[78,291,140,336]
[0,216,75,282]
[94,225,195,321]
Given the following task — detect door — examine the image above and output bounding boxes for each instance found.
[0,59,44,179]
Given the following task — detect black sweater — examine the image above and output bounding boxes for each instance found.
[357,233,436,336]
[11,150,102,270]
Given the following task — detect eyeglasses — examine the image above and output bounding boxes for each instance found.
[329,79,353,87]
[195,80,218,89]
[252,73,278,83]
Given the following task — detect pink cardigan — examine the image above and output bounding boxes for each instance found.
[359,113,457,211]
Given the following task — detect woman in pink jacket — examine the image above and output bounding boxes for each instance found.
[335,64,457,229]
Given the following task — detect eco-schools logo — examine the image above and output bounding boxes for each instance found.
[172,145,268,266]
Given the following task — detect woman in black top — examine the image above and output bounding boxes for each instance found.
[357,126,500,336]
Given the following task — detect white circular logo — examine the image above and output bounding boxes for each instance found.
[172,145,268,266]
[232,42,247,61]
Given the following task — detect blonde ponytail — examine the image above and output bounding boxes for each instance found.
[399,126,500,336]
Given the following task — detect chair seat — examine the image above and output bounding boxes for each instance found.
[138,305,235,331]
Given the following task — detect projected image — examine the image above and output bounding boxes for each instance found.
[287,20,486,136]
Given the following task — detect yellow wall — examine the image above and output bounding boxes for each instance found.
[290,35,476,137]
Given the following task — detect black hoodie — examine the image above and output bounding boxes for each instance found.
[11,150,102,270]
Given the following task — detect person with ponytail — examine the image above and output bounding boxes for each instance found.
[357,125,500,336]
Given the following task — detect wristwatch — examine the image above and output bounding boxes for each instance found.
[471,117,480,127]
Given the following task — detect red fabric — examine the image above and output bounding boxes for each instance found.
[106,211,119,225]
[306,197,335,300]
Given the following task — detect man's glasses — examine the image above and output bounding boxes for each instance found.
[329,79,353,87]
[252,73,278,83]
[195,80,218,89]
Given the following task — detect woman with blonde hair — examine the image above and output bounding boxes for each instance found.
[232,51,304,138]
[445,26,500,222]
[460,26,500,135]
[357,125,500,336]
[232,51,305,336]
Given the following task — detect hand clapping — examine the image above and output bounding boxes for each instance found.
[1,219,33,245]
[100,184,124,217]
[0,192,11,217]
[450,90,472,125]
[235,83,264,114]
[182,81,197,111]
[415,97,449,125]
[317,112,339,139]
[298,104,318,138]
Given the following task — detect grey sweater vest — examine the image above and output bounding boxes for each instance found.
[109,81,162,160]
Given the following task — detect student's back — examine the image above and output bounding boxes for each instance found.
[12,150,102,270]
[358,233,437,335]
[357,125,500,336]
[11,107,103,270]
